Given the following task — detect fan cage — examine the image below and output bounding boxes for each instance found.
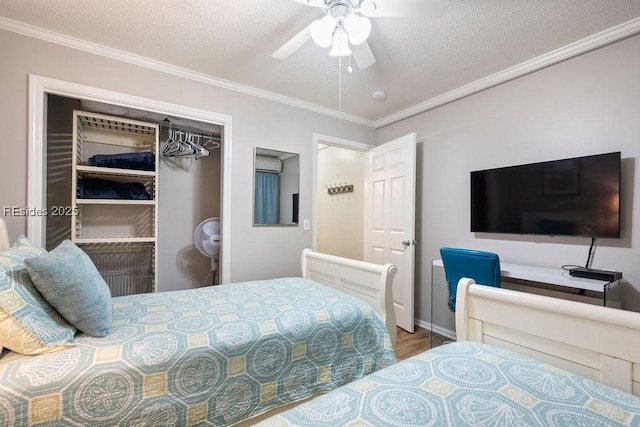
[195,218,221,258]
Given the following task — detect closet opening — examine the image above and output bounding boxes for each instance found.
[44,93,224,293]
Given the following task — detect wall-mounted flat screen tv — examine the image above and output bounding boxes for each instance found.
[471,152,621,238]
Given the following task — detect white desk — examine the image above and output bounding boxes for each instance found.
[430,259,622,342]
[432,259,611,293]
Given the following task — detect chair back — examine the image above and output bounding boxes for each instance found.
[440,247,501,311]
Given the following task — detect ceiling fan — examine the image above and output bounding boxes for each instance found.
[273,0,449,70]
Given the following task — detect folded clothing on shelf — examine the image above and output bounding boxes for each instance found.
[78,178,150,200]
[88,151,155,171]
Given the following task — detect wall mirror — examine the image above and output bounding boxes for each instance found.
[253,148,300,226]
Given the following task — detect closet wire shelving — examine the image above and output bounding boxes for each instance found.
[72,111,159,295]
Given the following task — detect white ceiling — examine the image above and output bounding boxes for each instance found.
[1,0,640,126]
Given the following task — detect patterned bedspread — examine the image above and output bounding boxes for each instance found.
[258,341,640,426]
[0,277,396,426]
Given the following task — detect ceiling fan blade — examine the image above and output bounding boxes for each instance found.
[288,0,326,6]
[361,0,449,18]
[272,24,312,60]
[352,41,376,70]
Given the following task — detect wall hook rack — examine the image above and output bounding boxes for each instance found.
[327,182,354,195]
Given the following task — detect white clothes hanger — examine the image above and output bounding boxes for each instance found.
[162,128,210,159]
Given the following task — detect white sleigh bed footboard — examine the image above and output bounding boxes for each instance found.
[456,278,640,396]
[301,248,398,346]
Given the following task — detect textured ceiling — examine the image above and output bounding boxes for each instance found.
[1,0,640,125]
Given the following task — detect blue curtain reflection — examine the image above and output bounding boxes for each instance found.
[254,172,279,224]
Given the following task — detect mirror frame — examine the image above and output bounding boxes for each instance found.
[253,147,300,227]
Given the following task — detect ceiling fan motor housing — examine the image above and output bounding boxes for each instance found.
[324,1,353,21]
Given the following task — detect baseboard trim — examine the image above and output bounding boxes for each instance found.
[414,318,456,341]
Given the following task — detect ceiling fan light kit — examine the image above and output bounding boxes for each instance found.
[329,27,352,56]
[344,14,371,45]
[276,0,450,69]
[309,3,371,57]
[310,15,336,48]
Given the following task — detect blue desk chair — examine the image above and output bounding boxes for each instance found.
[440,247,501,311]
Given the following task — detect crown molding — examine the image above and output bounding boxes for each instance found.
[2,15,639,130]
[374,17,640,128]
[0,16,374,128]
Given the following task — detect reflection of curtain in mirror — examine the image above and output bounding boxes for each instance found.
[255,172,279,224]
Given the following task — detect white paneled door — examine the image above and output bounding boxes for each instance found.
[364,133,417,332]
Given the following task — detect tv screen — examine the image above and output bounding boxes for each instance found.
[471,152,621,238]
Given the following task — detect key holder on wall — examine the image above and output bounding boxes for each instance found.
[327,182,354,195]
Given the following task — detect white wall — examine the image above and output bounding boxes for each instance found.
[377,34,640,330]
[2,26,639,328]
[156,129,221,290]
[0,28,376,285]
[317,146,365,259]
[279,155,300,224]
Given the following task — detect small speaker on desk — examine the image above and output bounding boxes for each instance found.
[569,267,622,282]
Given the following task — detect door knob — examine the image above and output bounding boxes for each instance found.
[402,240,414,248]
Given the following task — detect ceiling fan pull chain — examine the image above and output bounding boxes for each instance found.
[338,54,343,145]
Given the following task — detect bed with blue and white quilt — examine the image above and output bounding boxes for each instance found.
[257,341,640,426]
[0,277,396,426]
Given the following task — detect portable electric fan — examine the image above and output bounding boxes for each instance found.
[194,217,221,285]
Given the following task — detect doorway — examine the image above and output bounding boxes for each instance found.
[27,75,232,285]
[312,133,373,259]
[312,132,418,333]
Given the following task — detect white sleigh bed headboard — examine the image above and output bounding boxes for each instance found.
[301,248,398,346]
[456,278,640,396]
[0,217,9,252]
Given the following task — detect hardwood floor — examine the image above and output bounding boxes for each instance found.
[394,325,449,361]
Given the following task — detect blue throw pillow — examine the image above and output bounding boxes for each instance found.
[25,240,112,337]
[0,236,76,355]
